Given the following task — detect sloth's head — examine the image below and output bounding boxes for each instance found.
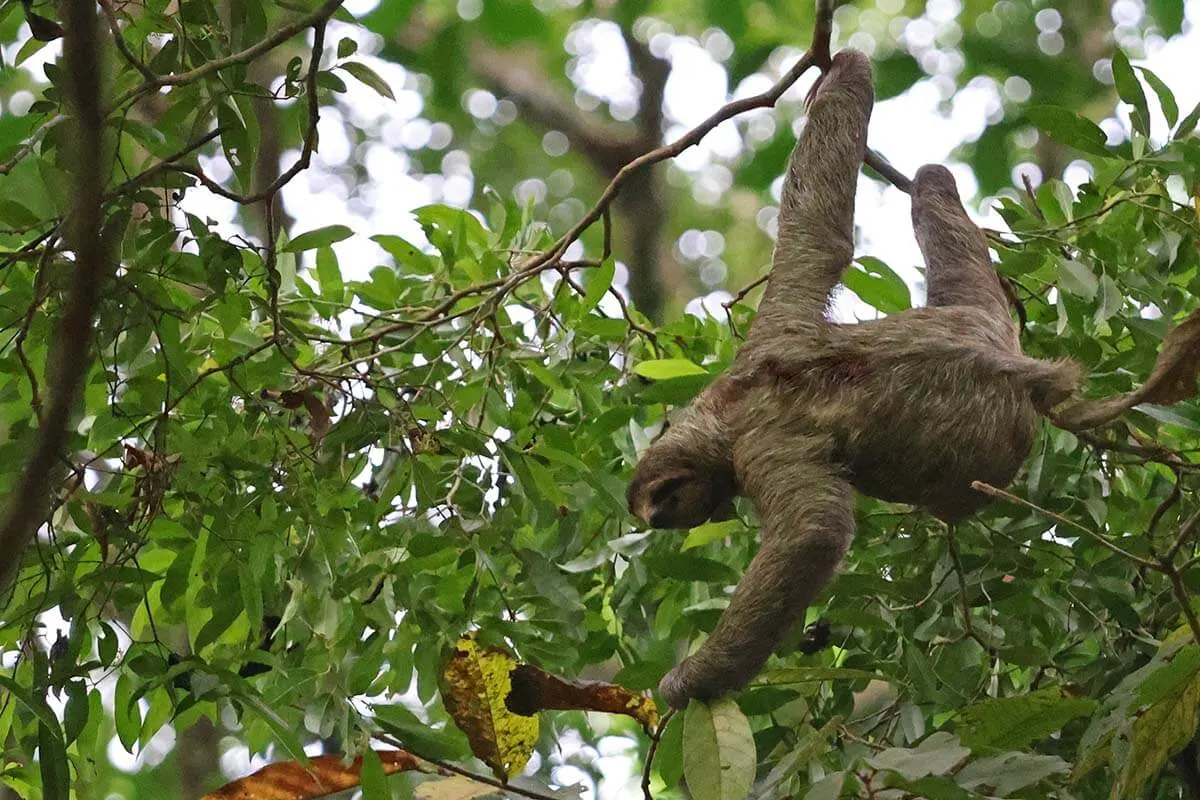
[627,446,735,530]
[912,164,959,199]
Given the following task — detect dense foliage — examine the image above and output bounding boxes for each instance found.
[1,1,1199,799]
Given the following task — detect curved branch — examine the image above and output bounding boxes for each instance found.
[513,0,837,278]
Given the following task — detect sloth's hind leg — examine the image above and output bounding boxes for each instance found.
[911,165,1010,322]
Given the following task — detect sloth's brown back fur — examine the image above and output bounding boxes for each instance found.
[727,307,1076,522]
[627,50,1080,708]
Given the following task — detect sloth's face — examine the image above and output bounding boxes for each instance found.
[627,463,733,530]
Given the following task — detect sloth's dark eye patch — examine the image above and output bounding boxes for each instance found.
[651,476,687,505]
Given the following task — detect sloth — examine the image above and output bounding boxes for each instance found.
[626,50,1080,709]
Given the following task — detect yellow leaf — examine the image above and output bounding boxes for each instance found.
[441,636,538,780]
[1112,670,1200,798]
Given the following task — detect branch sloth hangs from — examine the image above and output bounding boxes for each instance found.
[626,50,1081,709]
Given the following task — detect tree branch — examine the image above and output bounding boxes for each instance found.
[169,17,328,205]
[865,150,911,192]
[0,0,108,591]
[107,0,343,114]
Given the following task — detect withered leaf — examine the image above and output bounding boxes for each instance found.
[202,749,420,799]
[506,664,660,733]
[20,0,62,41]
[441,635,538,781]
[261,389,331,442]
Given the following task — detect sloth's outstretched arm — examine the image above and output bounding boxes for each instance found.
[745,50,874,345]
[658,442,853,708]
[911,165,1010,321]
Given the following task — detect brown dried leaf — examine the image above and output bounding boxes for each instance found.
[299,392,332,441]
[1055,309,1200,430]
[202,749,421,799]
[505,664,660,733]
[262,389,331,441]
[441,636,538,781]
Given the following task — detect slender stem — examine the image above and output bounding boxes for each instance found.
[971,481,1158,569]
[641,708,676,800]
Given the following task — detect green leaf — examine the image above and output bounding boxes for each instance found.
[1095,274,1124,323]
[956,687,1097,750]
[882,775,970,800]
[868,732,969,780]
[283,224,354,252]
[580,258,615,315]
[804,773,845,800]
[1136,66,1178,128]
[373,703,470,761]
[844,257,911,313]
[114,673,142,751]
[360,748,389,799]
[38,717,70,800]
[1176,100,1200,139]
[0,674,59,733]
[372,234,438,274]
[1112,50,1151,136]
[1026,106,1110,157]
[633,358,709,380]
[1057,257,1098,299]
[341,61,396,100]
[243,693,309,763]
[1148,0,1185,36]
[957,753,1070,795]
[683,697,756,800]
[0,198,39,226]
[315,245,343,300]
[681,520,743,551]
[643,553,738,584]
[0,675,71,797]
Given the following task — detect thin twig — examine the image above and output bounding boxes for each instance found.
[171,15,329,205]
[641,708,677,800]
[724,275,769,310]
[945,524,975,638]
[1021,172,1046,222]
[106,0,344,114]
[109,127,225,195]
[373,732,564,800]
[971,481,1158,569]
[97,0,156,81]
[864,150,911,193]
[1168,509,1200,562]
[1162,560,1200,645]
[601,205,613,260]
